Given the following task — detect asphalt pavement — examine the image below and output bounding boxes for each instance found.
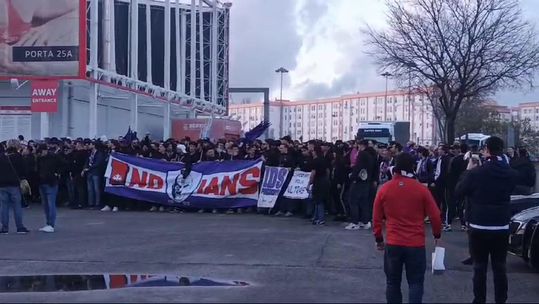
[0,207,538,303]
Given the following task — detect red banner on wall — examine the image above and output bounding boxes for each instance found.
[31,80,59,112]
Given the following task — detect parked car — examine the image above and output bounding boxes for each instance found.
[510,193,539,216]
[508,206,539,270]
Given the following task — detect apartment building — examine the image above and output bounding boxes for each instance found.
[519,102,539,130]
[229,90,438,145]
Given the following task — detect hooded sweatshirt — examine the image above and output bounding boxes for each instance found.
[455,157,518,231]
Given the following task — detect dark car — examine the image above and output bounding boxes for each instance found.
[508,206,539,270]
[510,194,539,216]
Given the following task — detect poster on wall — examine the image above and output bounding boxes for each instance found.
[0,0,86,79]
[0,106,31,141]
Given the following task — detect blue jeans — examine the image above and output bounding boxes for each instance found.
[87,174,102,207]
[313,200,325,222]
[0,186,25,230]
[39,184,58,227]
[384,245,426,303]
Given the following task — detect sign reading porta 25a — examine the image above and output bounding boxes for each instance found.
[0,0,85,79]
[12,46,79,62]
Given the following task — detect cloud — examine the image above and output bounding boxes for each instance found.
[228,0,302,102]
[228,0,539,106]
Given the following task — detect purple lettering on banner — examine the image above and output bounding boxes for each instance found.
[258,167,290,209]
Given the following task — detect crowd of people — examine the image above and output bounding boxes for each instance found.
[0,134,535,232]
[0,132,535,302]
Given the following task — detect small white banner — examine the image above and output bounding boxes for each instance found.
[284,170,312,200]
[257,166,290,208]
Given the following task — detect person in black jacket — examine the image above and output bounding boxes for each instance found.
[346,140,376,230]
[433,145,451,230]
[71,141,88,208]
[36,144,63,233]
[446,144,469,231]
[83,141,107,209]
[0,142,29,234]
[273,143,296,216]
[510,148,536,195]
[455,136,518,304]
[309,144,331,225]
[331,147,349,220]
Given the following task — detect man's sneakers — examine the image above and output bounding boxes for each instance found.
[112,207,119,212]
[344,223,361,230]
[17,227,30,234]
[274,211,284,216]
[39,225,55,233]
[312,220,325,226]
[100,205,112,212]
[149,206,158,212]
[443,224,452,232]
[284,212,294,217]
[159,206,166,212]
[344,222,371,230]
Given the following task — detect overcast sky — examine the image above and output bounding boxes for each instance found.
[228,0,539,106]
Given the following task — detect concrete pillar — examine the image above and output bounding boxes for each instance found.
[89,82,98,139]
[163,103,171,140]
[40,113,50,139]
[90,0,99,75]
[130,0,139,79]
[130,93,139,133]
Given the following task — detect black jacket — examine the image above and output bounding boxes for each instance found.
[278,152,296,168]
[37,153,63,186]
[455,159,518,230]
[434,155,451,187]
[0,152,25,187]
[85,150,106,176]
[350,150,376,183]
[447,154,467,188]
[72,150,88,176]
[332,156,349,185]
[511,156,536,187]
[298,155,313,172]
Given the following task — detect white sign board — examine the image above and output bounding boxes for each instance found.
[284,171,312,200]
[0,106,31,141]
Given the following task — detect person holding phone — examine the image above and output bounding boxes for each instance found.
[455,136,518,304]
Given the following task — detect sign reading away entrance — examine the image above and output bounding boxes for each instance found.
[31,80,59,112]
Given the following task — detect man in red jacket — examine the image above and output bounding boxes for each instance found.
[373,152,442,304]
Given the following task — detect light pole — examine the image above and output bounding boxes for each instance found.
[381,72,392,121]
[275,67,289,138]
[405,62,417,131]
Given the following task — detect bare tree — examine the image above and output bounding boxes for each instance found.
[365,0,539,143]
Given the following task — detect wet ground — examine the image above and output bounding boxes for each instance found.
[0,207,538,303]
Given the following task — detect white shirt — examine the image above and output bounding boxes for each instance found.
[434,157,442,181]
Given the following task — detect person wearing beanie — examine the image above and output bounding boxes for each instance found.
[373,152,442,304]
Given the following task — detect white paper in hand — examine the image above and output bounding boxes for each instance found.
[431,246,446,275]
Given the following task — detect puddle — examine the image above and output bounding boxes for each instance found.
[0,274,249,293]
